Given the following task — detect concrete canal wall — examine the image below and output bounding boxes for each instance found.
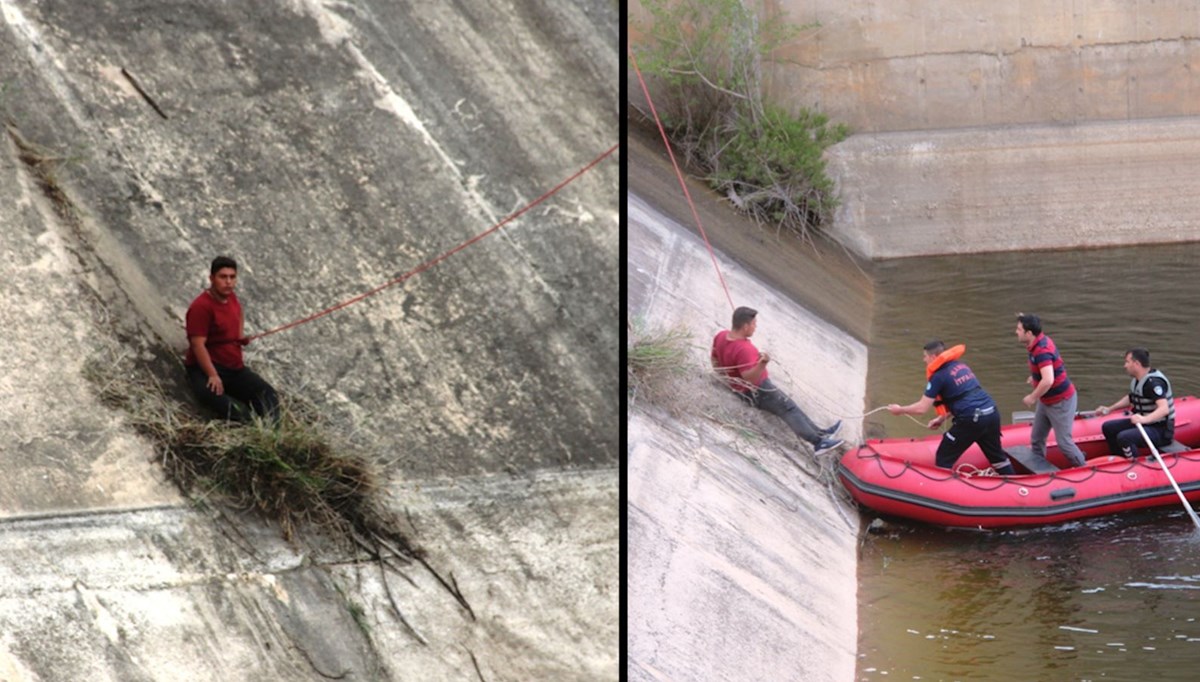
[627,191,866,682]
[629,0,1200,257]
[0,0,616,678]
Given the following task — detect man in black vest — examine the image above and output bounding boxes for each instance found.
[1095,347,1175,458]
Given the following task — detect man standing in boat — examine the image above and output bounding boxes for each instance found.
[1015,313,1087,467]
[1095,347,1175,458]
[711,306,844,455]
[887,340,1016,475]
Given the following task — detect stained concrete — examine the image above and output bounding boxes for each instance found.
[0,0,615,678]
[758,1,1200,134]
[628,190,864,682]
[626,124,873,343]
[826,117,1200,259]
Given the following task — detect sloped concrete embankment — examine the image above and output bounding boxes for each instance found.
[0,0,616,679]
[628,194,864,681]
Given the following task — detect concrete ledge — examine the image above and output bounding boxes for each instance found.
[827,117,1200,258]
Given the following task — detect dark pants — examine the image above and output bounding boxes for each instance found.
[1101,418,1170,458]
[936,408,1013,472]
[743,378,822,446]
[187,364,279,423]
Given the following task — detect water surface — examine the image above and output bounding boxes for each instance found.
[858,243,1200,680]
[858,513,1200,681]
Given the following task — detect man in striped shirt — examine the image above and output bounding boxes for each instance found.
[1016,313,1086,467]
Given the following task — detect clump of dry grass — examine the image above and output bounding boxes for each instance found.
[84,349,480,638]
[628,319,695,409]
[82,353,416,556]
[627,318,849,491]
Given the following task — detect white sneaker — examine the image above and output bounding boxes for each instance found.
[815,437,844,455]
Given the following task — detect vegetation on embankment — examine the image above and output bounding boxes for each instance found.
[630,0,849,243]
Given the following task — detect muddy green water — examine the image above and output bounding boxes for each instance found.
[858,243,1200,681]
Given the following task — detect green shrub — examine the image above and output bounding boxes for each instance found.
[710,104,849,232]
[632,0,847,240]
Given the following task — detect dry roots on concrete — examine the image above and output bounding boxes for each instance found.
[82,353,421,559]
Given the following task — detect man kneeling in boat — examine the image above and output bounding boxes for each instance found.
[887,340,1016,475]
[1094,347,1175,458]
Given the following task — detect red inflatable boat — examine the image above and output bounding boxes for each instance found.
[837,396,1200,528]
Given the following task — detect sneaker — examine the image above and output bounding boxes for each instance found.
[814,437,844,455]
[822,420,843,437]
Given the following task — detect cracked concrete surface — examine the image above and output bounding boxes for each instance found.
[0,0,615,679]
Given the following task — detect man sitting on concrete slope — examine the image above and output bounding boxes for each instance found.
[711,306,844,455]
[185,255,279,423]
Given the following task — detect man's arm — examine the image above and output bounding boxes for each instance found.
[1024,365,1055,407]
[189,336,224,396]
[1096,395,1131,415]
[888,395,936,416]
[740,351,769,385]
[888,395,943,429]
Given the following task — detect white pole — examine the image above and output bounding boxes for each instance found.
[1136,422,1200,531]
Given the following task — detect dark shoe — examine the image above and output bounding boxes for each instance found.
[822,420,842,437]
[814,437,844,455]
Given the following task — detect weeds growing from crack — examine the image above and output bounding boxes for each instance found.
[82,351,481,639]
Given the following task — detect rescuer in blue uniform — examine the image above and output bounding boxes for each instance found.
[888,339,1016,475]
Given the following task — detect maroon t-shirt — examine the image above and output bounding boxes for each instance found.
[185,290,244,369]
[711,330,765,393]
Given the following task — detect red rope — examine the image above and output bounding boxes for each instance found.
[246,143,618,342]
[628,45,735,310]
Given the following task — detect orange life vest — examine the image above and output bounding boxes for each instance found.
[926,344,966,417]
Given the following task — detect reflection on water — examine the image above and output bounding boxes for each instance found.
[858,513,1200,681]
[859,243,1200,680]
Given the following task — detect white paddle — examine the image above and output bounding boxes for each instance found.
[1136,422,1200,531]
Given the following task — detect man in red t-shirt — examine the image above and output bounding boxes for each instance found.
[711,306,843,454]
[185,256,278,422]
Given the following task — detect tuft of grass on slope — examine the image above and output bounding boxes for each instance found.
[82,354,415,556]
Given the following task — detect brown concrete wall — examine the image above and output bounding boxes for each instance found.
[629,1,1200,257]
[767,0,1200,134]
[631,0,1200,133]
[826,116,1200,258]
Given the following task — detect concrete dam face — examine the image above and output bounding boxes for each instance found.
[0,0,617,679]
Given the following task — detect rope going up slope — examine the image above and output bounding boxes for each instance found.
[239,143,619,343]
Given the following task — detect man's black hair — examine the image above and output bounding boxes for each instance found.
[211,256,238,275]
[1016,313,1042,336]
[923,339,946,355]
[732,306,758,331]
[1126,347,1151,368]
